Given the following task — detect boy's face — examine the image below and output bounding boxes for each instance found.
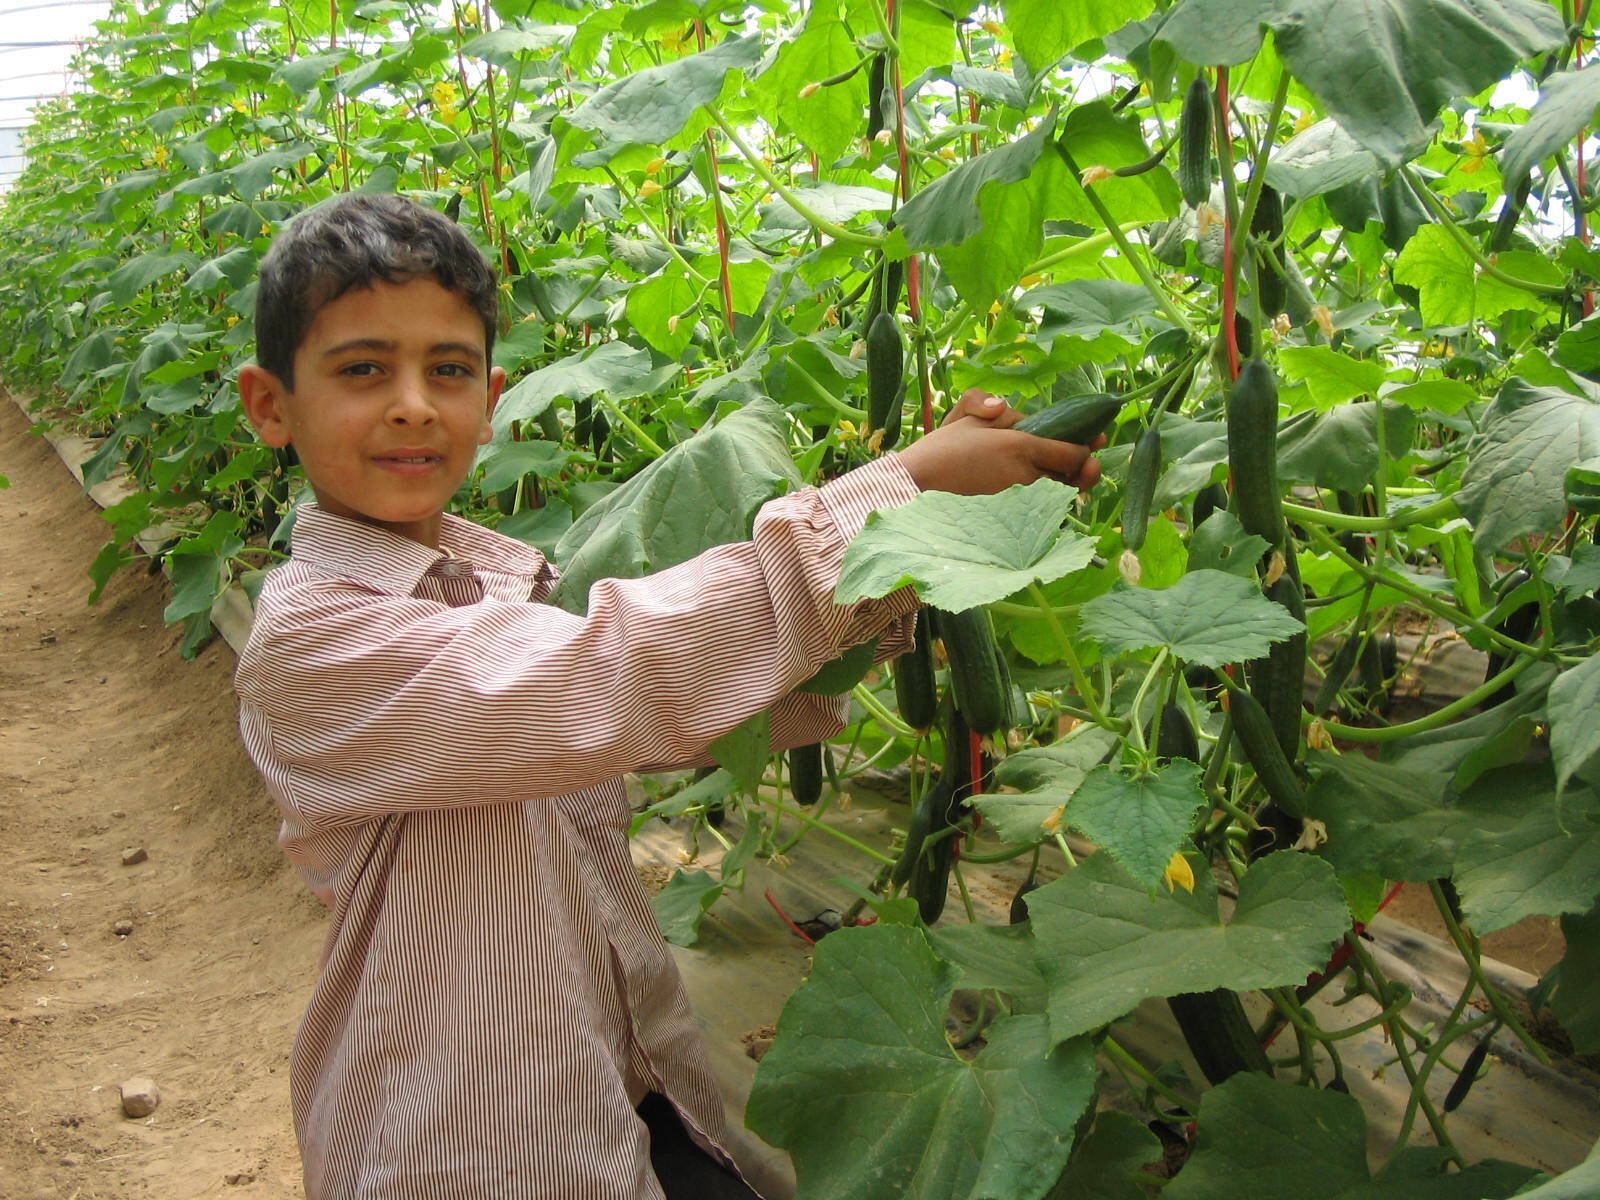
[239,276,505,549]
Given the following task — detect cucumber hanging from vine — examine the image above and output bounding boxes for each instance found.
[864,310,904,449]
[1121,425,1162,553]
[893,612,938,732]
[933,606,1010,737]
[1226,358,1285,548]
[788,742,824,807]
[1178,75,1214,209]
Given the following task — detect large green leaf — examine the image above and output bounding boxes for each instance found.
[1030,850,1349,1044]
[1550,902,1600,1054]
[1025,280,1157,342]
[1048,101,1182,229]
[1050,1112,1162,1200]
[1548,653,1600,794]
[490,341,654,433]
[925,922,1048,1011]
[1393,224,1559,329]
[968,725,1122,844]
[1457,380,1600,550]
[547,399,801,613]
[1005,0,1158,72]
[1079,570,1304,667]
[1451,765,1600,934]
[650,868,725,947]
[1275,402,1416,495]
[1502,63,1600,186]
[835,479,1097,612]
[1276,346,1384,409]
[1058,762,1207,892]
[1302,751,1514,881]
[892,110,1061,307]
[1157,0,1563,167]
[1504,1138,1600,1200]
[568,35,762,153]
[746,924,1098,1200]
[459,25,573,66]
[1164,1073,1538,1200]
[757,7,863,170]
[1264,119,1381,200]
[107,251,198,304]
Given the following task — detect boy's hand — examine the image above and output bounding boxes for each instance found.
[896,389,1105,495]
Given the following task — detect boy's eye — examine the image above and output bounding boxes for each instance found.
[435,362,474,378]
[339,361,381,377]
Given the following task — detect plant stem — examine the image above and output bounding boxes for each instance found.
[784,353,868,421]
[1027,582,1116,728]
[1053,143,1195,337]
[1103,1036,1194,1112]
[1402,168,1566,296]
[852,681,918,739]
[707,107,883,247]
[1427,880,1551,1064]
[1302,524,1551,661]
[1280,494,1457,532]
[1317,654,1534,742]
[766,796,897,864]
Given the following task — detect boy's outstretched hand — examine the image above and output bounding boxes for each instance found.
[895,389,1105,496]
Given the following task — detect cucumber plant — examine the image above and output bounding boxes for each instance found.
[3,0,1600,1196]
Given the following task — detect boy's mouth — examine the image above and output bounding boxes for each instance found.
[373,450,445,473]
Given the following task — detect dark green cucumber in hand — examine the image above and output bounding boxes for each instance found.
[1014,392,1122,445]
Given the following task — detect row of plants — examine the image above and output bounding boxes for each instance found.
[3,0,1599,1195]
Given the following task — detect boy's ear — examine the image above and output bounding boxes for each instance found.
[479,365,507,445]
[238,364,294,448]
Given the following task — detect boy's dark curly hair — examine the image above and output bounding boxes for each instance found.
[255,193,498,389]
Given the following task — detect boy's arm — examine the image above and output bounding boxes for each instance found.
[237,457,920,827]
[237,393,1097,829]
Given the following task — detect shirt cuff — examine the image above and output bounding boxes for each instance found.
[816,452,921,543]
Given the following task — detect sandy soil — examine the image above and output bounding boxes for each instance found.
[0,395,318,1199]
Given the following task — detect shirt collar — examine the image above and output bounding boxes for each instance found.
[288,499,551,597]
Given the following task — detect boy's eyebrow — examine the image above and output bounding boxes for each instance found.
[321,338,485,363]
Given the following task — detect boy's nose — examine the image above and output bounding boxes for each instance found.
[386,375,438,424]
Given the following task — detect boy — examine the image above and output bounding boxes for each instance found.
[233,192,1101,1199]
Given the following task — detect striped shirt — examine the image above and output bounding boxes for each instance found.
[232,454,921,1199]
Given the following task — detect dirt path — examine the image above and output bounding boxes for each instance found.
[0,395,317,1199]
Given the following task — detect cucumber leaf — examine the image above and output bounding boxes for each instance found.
[835,478,1097,612]
[1163,1073,1539,1200]
[1079,569,1304,667]
[746,924,1098,1200]
[1030,850,1349,1044]
[1157,0,1563,168]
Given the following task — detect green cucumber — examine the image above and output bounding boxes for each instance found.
[1168,990,1273,1084]
[1192,480,1227,529]
[1443,1035,1493,1113]
[911,706,978,923]
[1121,425,1162,552]
[1226,358,1285,547]
[1154,700,1200,764]
[1249,558,1307,760]
[1228,686,1306,817]
[788,742,823,807]
[1014,392,1122,445]
[1009,877,1040,925]
[934,606,1009,736]
[864,310,904,448]
[893,611,938,731]
[866,53,888,139]
[1251,185,1287,318]
[1178,75,1214,209]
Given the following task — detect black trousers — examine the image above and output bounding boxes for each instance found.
[637,1092,764,1200]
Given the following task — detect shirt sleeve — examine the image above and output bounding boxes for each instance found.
[235,455,921,827]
